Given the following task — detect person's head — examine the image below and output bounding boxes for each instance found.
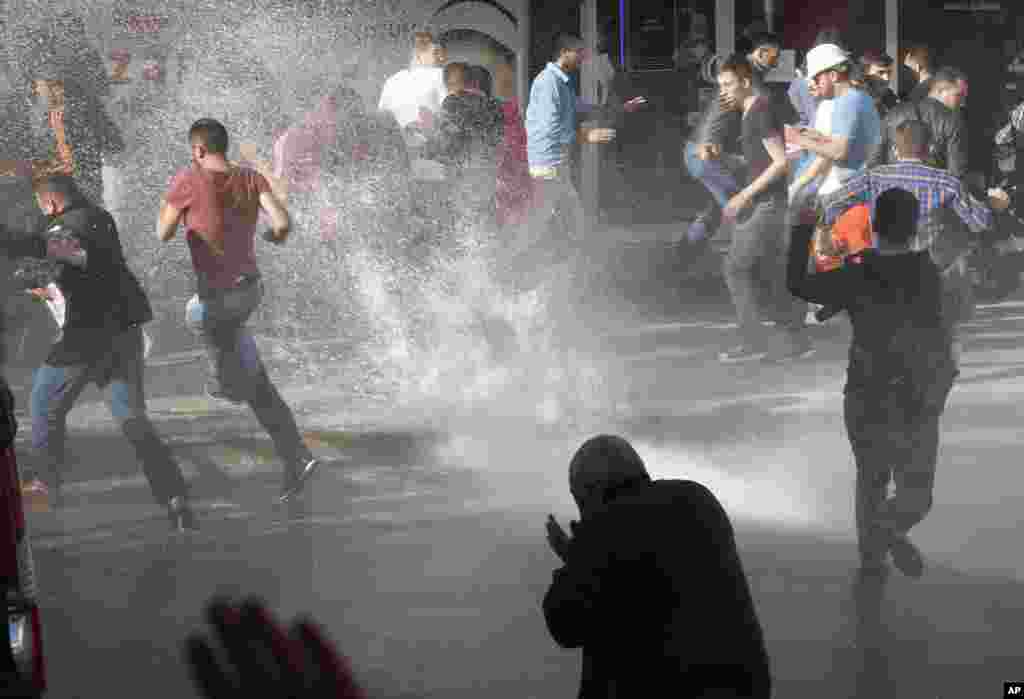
[568,435,651,518]
[443,61,469,94]
[466,65,493,97]
[554,33,585,73]
[188,118,229,166]
[805,43,851,99]
[874,188,919,247]
[748,31,781,71]
[904,45,931,77]
[33,174,85,216]
[861,50,894,83]
[892,119,932,161]
[929,67,968,110]
[412,32,438,66]
[717,53,755,106]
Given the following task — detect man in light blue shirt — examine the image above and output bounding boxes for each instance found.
[519,34,644,295]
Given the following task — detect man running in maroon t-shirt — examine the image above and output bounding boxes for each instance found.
[157,118,320,503]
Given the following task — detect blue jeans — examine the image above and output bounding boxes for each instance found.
[186,279,312,483]
[684,142,741,209]
[29,325,187,504]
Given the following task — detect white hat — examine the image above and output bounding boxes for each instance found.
[806,43,849,79]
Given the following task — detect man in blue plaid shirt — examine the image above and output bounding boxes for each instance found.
[819,120,1007,361]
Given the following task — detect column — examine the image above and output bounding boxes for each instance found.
[886,0,899,95]
[580,0,599,227]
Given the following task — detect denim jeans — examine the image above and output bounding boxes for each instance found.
[28,325,187,504]
[723,198,806,347]
[844,373,955,571]
[186,279,312,482]
[684,142,741,221]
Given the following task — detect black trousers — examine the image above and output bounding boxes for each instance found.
[843,372,956,571]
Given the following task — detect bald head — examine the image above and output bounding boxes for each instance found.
[569,435,651,515]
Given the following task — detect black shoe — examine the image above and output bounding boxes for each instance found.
[889,533,925,579]
[278,458,321,503]
[168,496,198,533]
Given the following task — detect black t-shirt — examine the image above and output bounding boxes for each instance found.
[740,96,786,203]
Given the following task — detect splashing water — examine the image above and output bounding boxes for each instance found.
[1,0,626,430]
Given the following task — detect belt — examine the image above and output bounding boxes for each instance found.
[529,164,564,179]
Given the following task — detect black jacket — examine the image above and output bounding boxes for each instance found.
[787,223,957,400]
[0,201,152,366]
[868,96,968,180]
[542,479,772,699]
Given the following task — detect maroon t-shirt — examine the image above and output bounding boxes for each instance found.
[165,165,268,291]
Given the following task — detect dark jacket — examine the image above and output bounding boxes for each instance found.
[787,223,957,401]
[542,479,772,699]
[426,91,504,172]
[0,201,152,367]
[868,96,967,180]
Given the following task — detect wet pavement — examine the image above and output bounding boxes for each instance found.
[18,271,1024,699]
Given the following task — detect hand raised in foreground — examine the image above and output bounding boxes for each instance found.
[184,596,366,699]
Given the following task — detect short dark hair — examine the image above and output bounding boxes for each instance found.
[718,53,754,83]
[189,118,229,154]
[466,65,493,97]
[874,188,919,244]
[933,66,966,84]
[32,174,86,204]
[893,120,932,160]
[749,31,781,51]
[554,33,584,59]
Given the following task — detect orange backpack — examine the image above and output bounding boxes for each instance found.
[813,203,875,272]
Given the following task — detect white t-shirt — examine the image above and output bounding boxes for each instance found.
[377,65,446,129]
[814,100,850,197]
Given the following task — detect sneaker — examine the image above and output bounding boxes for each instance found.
[205,382,246,405]
[167,496,199,533]
[278,458,322,503]
[888,533,925,579]
[719,345,767,363]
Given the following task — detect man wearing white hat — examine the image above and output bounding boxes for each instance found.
[785,43,881,202]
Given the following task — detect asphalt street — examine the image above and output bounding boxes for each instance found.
[16,260,1024,699]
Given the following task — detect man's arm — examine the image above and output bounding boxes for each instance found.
[157,198,183,243]
[945,113,969,181]
[791,127,850,162]
[787,222,855,306]
[819,170,875,226]
[259,190,291,244]
[541,531,606,650]
[952,180,993,233]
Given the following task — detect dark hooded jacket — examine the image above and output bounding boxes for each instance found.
[0,200,152,369]
[543,466,772,698]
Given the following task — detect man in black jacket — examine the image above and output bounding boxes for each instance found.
[787,188,958,583]
[543,434,772,699]
[0,175,195,530]
[868,68,968,180]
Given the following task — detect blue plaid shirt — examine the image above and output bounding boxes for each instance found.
[820,161,992,268]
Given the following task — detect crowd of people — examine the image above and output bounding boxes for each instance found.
[3,12,1024,699]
